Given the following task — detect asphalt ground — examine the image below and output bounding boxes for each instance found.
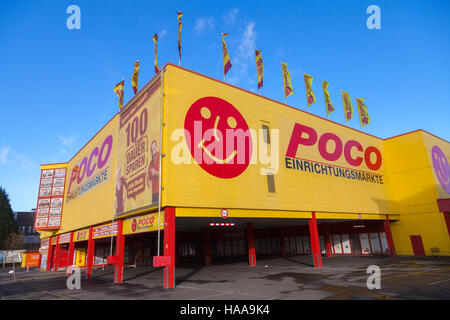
[1,255,449,300]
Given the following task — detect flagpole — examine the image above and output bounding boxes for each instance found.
[177,10,181,67]
[179,10,181,66]
[222,33,226,83]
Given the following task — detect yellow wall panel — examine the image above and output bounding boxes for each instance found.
[57,114,119,233]
[162,65,391,216]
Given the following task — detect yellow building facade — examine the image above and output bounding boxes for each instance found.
[35,64,450,286]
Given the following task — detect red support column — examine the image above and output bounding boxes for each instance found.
[247,222,256,266]
[46,238,54,272]
[384,215,396,258]
[309,212,322,268]
[322,223,333,257]
[443,212,450,238]
[68,232,75,267]
[53,235,61,272]
[115,220,125,283]
[164,207,176,289]
[86,226,94,279]
[205,228,212,266]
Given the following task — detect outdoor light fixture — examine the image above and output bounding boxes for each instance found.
[209,223,235,227]
[353,221,365,228]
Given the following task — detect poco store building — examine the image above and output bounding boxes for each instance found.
[35,64,450,288]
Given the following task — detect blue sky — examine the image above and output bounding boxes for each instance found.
[0,0,449,211]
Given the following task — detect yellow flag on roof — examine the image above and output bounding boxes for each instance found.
[113,80,124,109]
[281,62,294,99]
[304,73,316,106]
[152,33,160,74]
[356,98,371,127]
[322,81,334,115]
[131,60,139,94]
[222,33,232,76]
[342,91,353,122]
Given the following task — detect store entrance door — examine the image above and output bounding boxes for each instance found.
[59,245,69,268]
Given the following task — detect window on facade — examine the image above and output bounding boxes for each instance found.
[262,124,270,144]
[267,173,276,193]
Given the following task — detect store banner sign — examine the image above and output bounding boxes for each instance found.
[66,133,114,203]
[24,252,40,267]
[4,250,25,263]
[123,211,165,235]
[92,222,118,239]
[74,228,90,242]
[34,165,67,230]
[58,233,71,244]
[115,77,161,217]
[40,253,48,270]
[40,239,49,253]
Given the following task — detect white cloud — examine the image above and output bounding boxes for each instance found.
[0,146,34,170]
[159,29,168,39]
[0,146,10,165]
[223,8,239,26]
[239,22,256,59]
[225,22,258,91]
[58,134,77,147]
[194,17,215,34]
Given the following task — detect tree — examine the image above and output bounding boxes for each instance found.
[0,186,18,249]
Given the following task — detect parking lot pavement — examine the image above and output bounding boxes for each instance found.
[0,255,449,300]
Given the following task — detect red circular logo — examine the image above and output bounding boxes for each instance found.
[131,218,137,232]
[184,97,252,179]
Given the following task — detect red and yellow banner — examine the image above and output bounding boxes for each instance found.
[115,76,161,217]
[113,80,124,109]
[281,62,294,99]
[22,252,40,268]
[74,228,89,242]
[58,233,71,244]
[342,91,353,121]
[304,73,316,106]
[123,211,165,235]
[222,33,232,76]
[322,81,334,115]
[132,60,139,94]
[177,11,183,62]
[152,33,160,74]
[255,49,263,90]
[34,164,68,230]
[356,98,371,127]
[92,222,118,239]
